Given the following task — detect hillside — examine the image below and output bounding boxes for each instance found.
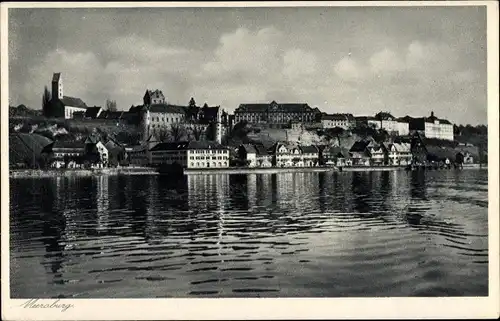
[9,133,53,167]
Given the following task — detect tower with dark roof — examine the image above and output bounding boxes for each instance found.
[52,72,63,100]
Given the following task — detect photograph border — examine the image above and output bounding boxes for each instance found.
[1,1,499,320]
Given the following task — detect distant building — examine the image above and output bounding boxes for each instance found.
[138,90,224,144]
[384,142,412,166]
[321,146,352,167]
[405,112,454,141]
[349,140,371,166]
[320,113,355,129]
[84,106,103,119]
[367,112,410,136]
[48,73,88,119]
[234,100,320,126]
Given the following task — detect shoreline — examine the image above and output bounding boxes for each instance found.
[9,163,487,178]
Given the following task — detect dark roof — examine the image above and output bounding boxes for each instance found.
[300,145,319,153]
[84,135,100,144]
[240,144,257,154]
[148,104,186,114]
[52,72,61,82]
[349,140,371,152]
[324,146,350,157]
[254,144,269,156]
[85,106,102,118]
[322,114,350,121]
[150,140,228,151]
[9,133,53,165]
[236,101,314,113]
[61,96,88,109]
[98,110,124,120]
[355,116,376,121]
[51,140,86,150]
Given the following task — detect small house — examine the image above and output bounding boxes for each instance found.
[349,140,371,166]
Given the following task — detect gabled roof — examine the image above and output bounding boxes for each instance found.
[300,145,319,153]
[254,144,269,156]
[322,113,351,121]
[349,140,371,152]
[240,144,257,154]
[52,72,61,82]
[61,96,88,109]
[148,104,186,114]
[324,146,350,157]
[85,106,102,118]
[51,140,86,150]
[98,110,124,120]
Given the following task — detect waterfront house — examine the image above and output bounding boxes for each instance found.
[125,145,149,166]
[269,142,304,167]
[300,145,320,167]
[84,135,109,168]
[322,146,351,167]
[385,142,412,166]
[237,143,273,167]
[42,140,86,168]
[237,144,258,167]
[254,143,273,167]
[349,140,371,166]
[455,143,479,164]
[367,143,388,166]
[150,141,229,169]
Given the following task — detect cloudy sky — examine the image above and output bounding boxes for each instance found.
[9,5,487,125]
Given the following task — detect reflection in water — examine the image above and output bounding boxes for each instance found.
[10,170,488,298]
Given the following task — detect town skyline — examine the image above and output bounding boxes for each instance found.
[9,6,488,125]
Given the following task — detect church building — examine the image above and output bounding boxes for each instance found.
[48,73,88,119]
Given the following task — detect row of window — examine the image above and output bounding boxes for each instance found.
[149,116,183,123]
[190,156,228,160]
[189,162,228,168]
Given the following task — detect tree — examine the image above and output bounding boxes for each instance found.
[42,86,51,117]
[190,125,205,141]
[157,128,170,142]
[188,97,196,108]
[106,99,117,112]
[169,124,186,142]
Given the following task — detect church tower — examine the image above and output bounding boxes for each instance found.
[51,72,63,100]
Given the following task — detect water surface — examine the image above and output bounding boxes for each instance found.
[10,170,488,297]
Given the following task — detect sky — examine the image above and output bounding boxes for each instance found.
[8,5,488,125]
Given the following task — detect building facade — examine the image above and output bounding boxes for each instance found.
[234,100,320,125]
[321,113,355,129]
[407,112,454,141]
[366,112,410,136]
[384,142,412,166]
[150,141,229,168]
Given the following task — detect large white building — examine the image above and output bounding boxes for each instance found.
[406,112,454,141]
[149,141,229,168]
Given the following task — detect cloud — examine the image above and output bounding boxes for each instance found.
[334,57,363,81]
[283,49,318,79]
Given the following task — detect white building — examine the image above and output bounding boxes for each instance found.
[367,112,409,136]
[384,142,412,166]
[150,141,229,168]
[321,113,355,129]
[407,112,454,141]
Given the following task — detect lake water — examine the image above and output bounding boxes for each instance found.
[9,170,488,298]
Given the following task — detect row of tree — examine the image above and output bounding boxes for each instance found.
[153,123,215,142]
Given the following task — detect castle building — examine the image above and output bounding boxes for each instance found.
[48,73,88,119]
[138,89,224,144]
